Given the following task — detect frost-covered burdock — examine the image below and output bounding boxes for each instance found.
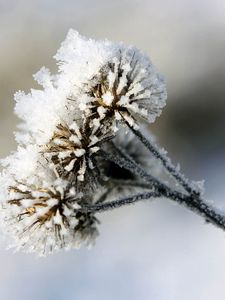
[79,46,167,128]
[2,182,97,255]
[0,149,99,255]
[43,119,112,187]
[13,30,166,149]
[1,29,225,256]
[53,30,166,131]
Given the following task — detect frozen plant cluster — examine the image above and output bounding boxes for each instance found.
[0,30,224,257]
[0,30,166,255]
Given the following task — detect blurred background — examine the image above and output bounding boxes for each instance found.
[0,0,225,299]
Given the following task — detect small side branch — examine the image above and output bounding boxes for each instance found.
[79,191,160,213]
[79,188,225,232]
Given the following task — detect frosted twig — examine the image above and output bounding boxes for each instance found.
[169,194,225,231]
[81,193,225,232]
[79,185,225,232]
[128,124,199,195]
[96,180,152,204]
[95,186,116,204]
[99,146,225,232]
[100,148,189,203]
[79,191,160,213]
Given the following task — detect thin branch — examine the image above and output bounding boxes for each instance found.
[168,194,225,232]
[96,179,152,204]
[79,191,160,213]
[97,144,225,232]
[95,186,115,204]
[79,187,225,232]
[128,124,199,196]
[99,147,186,204]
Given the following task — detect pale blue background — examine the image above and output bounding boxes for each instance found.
[0,1,225,299]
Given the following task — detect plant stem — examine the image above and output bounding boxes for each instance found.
[128,124,199,195]
[170,194,225,231]
[80,189,225,231]
[79,191,160,213]
[95,145,225,232]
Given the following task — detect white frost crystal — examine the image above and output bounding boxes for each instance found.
[0,29,167,255]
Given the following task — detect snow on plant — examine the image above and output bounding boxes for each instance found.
[0,29,224,256]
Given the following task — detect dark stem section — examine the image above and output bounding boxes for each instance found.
[168,193,225,231]
[128,124,200,196]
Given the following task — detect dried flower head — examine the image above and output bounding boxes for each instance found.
[12,30,166,147]
[78,47,166,128]
[43,119,112,187]
[1,180,98,255]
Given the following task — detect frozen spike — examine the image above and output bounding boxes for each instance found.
[69,122,82,139]
[97,106,107,119]
[64,158,76,172]
[74,149,86,157]
[53,210,62,225]
[69,135,81,145]
[77,174,84,181]
[89,146,100,154]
